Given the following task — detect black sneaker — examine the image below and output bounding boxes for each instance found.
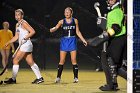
[0,80,3,84]
[99,84,119,91]
[4,78,16,84]
[32,77,44,84]
[40,77,44,82]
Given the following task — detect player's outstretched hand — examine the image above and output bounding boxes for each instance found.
[83,40,87,46]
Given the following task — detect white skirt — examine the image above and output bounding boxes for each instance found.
[19,40,33,52]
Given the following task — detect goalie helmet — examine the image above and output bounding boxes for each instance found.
[107,0,122,10]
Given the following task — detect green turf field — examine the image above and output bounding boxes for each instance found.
[0,69,126,93]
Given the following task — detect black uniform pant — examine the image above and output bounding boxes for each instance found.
[107,35,127,67]
[101,35,127,88]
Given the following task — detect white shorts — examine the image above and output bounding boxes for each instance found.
[19,40,33,52]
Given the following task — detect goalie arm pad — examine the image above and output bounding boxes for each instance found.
[88,24,121,47]
[88,31,109,47]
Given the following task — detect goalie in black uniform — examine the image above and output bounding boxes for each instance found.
[88,0,127,91]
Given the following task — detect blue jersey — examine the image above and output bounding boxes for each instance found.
[60,18,77,52]
[62,18,76,37]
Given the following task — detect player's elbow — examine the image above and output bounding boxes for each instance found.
[32,30,36,35]
[76,30,80,35]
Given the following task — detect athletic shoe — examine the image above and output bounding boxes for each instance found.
[0,80,3,84]
[55,77,61,83]
[32,77,44,84]
[4,78,16,84]
[73,78,78,83]
[99,84,119,91]
[40,77,44,82]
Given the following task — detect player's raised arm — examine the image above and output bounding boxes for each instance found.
[50,20,63,33]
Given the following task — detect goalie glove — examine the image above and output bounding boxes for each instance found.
[97,17,107,31]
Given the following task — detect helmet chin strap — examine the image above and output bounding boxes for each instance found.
[107,2,120,10]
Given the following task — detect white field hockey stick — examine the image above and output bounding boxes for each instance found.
[94,2,107,31]
[94,2,102,17]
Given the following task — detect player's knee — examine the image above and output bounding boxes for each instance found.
[5,58,8,62]
[13,58,19,65]
[2,56,6,60]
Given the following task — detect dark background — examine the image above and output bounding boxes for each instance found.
[0,0,127,69]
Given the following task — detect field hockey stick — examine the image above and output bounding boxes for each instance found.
[94,2,108,51]
[0,43,22,76]
[94,2,107,31]
[94,2,101,17]
[87,2,108,47]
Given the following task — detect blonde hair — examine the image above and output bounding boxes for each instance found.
[2,21,9,28]
[15,9,24,16]
[65,7,73,14]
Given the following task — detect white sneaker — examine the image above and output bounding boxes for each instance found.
[55,77,61,83]
[73,78,78,83]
